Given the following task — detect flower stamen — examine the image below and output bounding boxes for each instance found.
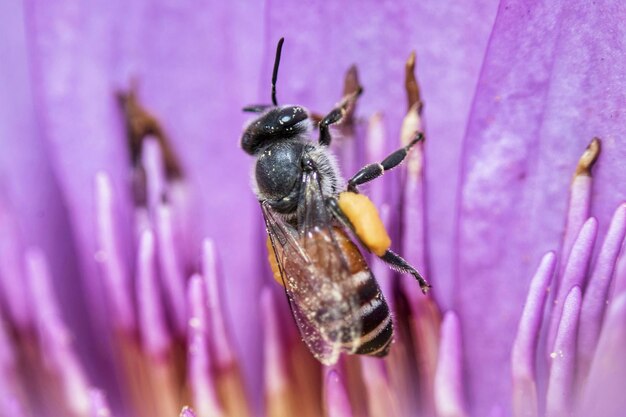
[577,203,626,382]
[545,286,582,417]
[512,252,556,417]
[117,85,183,179]
[187,275,223,417]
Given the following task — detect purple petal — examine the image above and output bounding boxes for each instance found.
[545,286,582,417]
[24,0,135,328]
[0,0,86,335]
[0,318,14,373]
[455,1,626,414]
[434,311,468,417]
[136,230,171,359]
[577,203,626,379]
[0,205,30,329]
[0,319,19,412]
[511,252,556,417]
[324,369,353,417]
[578,292,626,417]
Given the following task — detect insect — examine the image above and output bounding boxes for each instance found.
[241,38,431,365]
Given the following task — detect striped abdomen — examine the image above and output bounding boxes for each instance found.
[351,270,393,356]
[332,229,393,357]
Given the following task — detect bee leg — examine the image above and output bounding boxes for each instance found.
[347,132,424,193]
[327,196,430,294]
[318,87,363,146]
[379,250,431,294]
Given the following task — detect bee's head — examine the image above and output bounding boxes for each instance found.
[241,105,310,155]
[242,38,312,155]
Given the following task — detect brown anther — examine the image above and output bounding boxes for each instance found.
[310,113,324,125]
[575,137,601,176]
[117,82,183,179]
[339,65,362,129]
[343,65,360,97]
[405,51,423,114]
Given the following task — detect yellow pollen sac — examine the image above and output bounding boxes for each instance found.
[266,237,284,286]
[338,192,391,256]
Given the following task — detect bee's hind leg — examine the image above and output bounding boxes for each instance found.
[379,250,431,294]
[326,195,431,295]
[347,132,424,193]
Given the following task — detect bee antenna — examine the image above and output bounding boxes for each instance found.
[271,37,285,106]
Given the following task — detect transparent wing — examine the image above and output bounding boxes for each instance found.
[261,170,363,365]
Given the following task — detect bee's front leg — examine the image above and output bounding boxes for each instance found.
[318,87,363,146]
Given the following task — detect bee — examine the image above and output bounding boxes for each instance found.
[241,38,430,365]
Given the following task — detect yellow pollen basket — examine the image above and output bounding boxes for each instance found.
[338,192,391,256]
[266,237,284,286]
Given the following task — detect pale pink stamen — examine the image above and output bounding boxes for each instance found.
[545,287,582,417]
[577,203,626,380]
[26,248,90,415]
[136,230,171,360]
[95,172,135,332]
[434,311,468,417]
[512,252,556,417]
[187,274,223,417]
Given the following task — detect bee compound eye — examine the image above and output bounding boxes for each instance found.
[276,106,308,128]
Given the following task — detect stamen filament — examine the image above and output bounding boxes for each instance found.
[579,292,626,416]
[577,203,626,381]
[95,172,135,332]
[26,248,90,416]
[557,139,600,289]
[180,406,197,417]
[89,389,113,417]
[136,230,171,360]
[187,275,223,417]
[360,357,400,417]
[324,369,354,417]
[512,252,556,417]
[155,204,187,335]
[434,311,468,417]
[262,288,294,417]
[141,139,167,212]
[547,217,597,354]
[201,239,234,368]
[545,287,582,417]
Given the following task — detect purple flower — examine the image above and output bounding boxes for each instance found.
[1,1,625,417]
